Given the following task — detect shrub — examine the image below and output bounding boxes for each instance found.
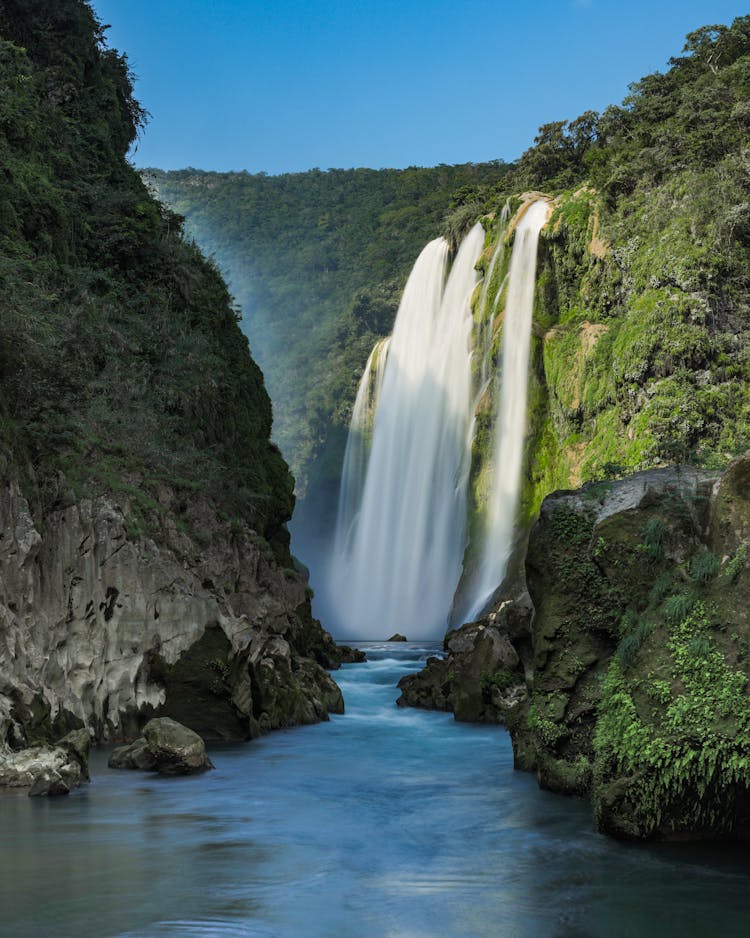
[649,570,674,604]
[689,551,720,584]
[642,517,666,560]
[663,591,695,625]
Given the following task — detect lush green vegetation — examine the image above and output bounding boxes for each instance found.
[463,16,750,524]
[0,0,293,547]
[518,462,750,838]
[148,163,512,496]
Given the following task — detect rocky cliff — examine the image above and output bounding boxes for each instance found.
[0,0,350,772]
[0,480,343,747]
[400,454,750,840]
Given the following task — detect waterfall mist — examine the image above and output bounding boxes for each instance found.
[329,225,484,640]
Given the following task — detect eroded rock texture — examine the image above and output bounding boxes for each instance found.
[0,481,345,755]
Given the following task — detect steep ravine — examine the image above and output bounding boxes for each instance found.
[0,0,352,787]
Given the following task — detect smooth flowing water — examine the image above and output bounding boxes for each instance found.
[330,224,484,641]
[2,645,749,938]
[467,200,551,620]
[334,336,391,553]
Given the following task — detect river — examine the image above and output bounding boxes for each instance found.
[1,643,749,937]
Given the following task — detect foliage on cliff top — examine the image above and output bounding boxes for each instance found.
[147,162,512,495]
[456,16,750,528]
[0,0,293,542]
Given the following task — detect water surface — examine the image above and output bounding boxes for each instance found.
[1,643,749,937]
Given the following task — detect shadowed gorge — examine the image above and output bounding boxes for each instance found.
[0,0,349,754]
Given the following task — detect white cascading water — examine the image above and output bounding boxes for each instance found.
[466,199,550,620]
[334,336,391,555]
[476,201,511,389]
[329,224,485,640]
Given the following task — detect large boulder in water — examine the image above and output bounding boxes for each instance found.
[396,603,530,723]
[142,718,214,775]
[108,736,157,771]
[109,718,213,775]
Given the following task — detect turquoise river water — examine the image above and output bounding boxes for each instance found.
[1,643,750,937]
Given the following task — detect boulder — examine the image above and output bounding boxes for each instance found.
[58,728,91,780]
[0,730,90,797]
[396,603,529,724]
[28,769,70,798]
[337,645,366,663]
[141,718,214,775]
[108,737,157,771]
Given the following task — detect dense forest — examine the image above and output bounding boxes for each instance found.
[0,0,293,549]
[147,161,511,499]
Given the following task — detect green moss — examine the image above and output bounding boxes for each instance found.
[594,601,750,837]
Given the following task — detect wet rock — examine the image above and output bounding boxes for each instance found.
[108,737,157,771]
[28,769,71,798]
[397,607,529,724]
[0,730,90,797]
[59,728,91,781]
[337,645,366,663]
[142,718,214,776]
[110,718,213,776]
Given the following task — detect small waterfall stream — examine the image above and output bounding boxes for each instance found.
[329,225,484,640]
[466,199,551,619]
[334,336,391,555]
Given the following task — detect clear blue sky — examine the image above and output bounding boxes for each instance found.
[90,0,749,174]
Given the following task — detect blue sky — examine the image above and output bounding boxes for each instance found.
[91,0,749,174]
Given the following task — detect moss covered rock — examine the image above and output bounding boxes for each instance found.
[397,608,529,724]
[521,458,750,839]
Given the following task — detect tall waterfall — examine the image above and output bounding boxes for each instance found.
[466,199,550,619]
[329,224,485,640]
[334,336,391,555]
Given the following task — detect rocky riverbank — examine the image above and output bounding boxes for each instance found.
[0,479,355,794]
[399,454,750,840]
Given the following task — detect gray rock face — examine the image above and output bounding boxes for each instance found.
[0,481,345,747]
[0,728,90,796]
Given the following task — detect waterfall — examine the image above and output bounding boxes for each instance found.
[465,199,551,620]
[476,201,511,390]
[334,336,391,555]
[329,224,485,640]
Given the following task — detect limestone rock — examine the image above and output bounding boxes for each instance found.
[397,609,528,723]
[28,769,70,798]
[108,737,157,771]
[0,731,89,797]
[0,481,349,749]
[142,718,214,775]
